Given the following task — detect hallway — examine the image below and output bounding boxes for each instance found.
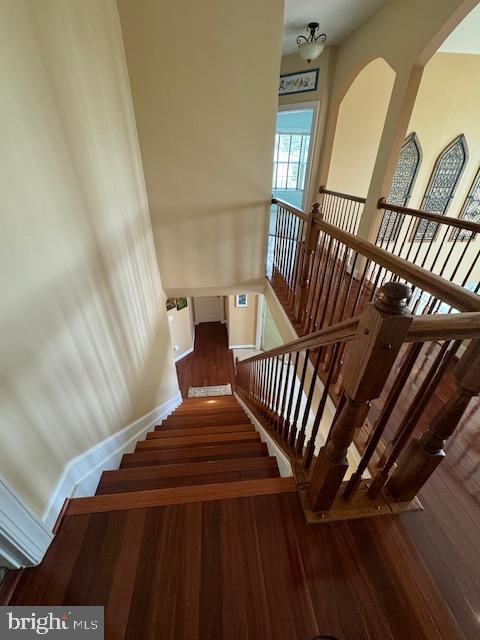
[176,322,234,397]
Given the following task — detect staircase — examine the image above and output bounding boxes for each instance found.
[64,395,294,517]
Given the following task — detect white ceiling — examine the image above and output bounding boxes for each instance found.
[439,3,480,54]
[282,0,386,55]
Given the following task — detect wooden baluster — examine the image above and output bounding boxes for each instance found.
[295,203,321,323]
[388,339,480,502]
[307,282,413,512]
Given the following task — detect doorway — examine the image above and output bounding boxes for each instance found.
[193,296,224,324]
[272,103,318,210]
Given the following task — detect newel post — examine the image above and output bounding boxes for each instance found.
[294,202,322,323]
[307,282,413,512]
[388,339,480,502]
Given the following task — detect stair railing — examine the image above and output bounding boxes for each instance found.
[246,196,480,516]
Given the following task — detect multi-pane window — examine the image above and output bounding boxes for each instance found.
[379,133,421,242]
[454,167,480,241]
[273,133,310,191]
[415,135,468,241]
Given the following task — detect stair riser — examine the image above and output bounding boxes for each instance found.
[161,415,247,426]
[150,424,254,438]
[136,433,260,451]
[120,443,269,468]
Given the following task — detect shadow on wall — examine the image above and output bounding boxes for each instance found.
[152,200,271,290]
[0,213,178,517]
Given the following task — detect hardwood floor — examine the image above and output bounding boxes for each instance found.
[176,322,234,397]
[9,493,462,640]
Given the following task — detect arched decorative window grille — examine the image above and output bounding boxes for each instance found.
[415,134,468,241]
[453,167,480,242]
[379,132,422,242]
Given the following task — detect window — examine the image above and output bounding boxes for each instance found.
[454,167,480,241]
[379,132,421,242]
[273,133,310,191]
[414,135,468,241]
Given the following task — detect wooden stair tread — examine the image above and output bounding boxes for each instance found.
[96,466,279,495]
[156,421,251,432]
[121,442,269,468]
[162,416,247,424]
[101,456,278,482]
[136,431,260,451]
[151,424,254,437]
[68,477,297,514]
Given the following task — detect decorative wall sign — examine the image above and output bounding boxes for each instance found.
[166,297,177,311]
[176,297,188,311]
[279,69,319,96]
[235,294,248,308]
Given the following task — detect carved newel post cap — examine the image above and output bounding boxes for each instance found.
[374,282,412,315]
[312,202,321,213]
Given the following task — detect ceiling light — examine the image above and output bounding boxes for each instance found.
[297,22,327,63]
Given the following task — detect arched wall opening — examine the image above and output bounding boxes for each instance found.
[326,58,395,198]
[379,4,480,288]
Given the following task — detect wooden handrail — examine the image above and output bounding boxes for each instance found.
[319,185,366,204]
[271,198,309,222]
[377,197,480,234]
[406,312,480,343]
[313,219,480,312]
[238,316,360,365]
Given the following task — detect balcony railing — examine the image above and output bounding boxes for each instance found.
[234,191,480,520]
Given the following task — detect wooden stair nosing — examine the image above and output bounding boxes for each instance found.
[120,442,269,468]
[67,477,297,515]
[150,424,254,438]
[136,432,260,450]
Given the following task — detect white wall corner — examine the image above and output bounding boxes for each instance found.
[234,392,293,478]
[0,478,54,569]
[174,346,194,363]
[42,391,182,531]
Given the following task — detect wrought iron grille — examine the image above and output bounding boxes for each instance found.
[453,167,480,242]
[379,133,421,242]
[415,135,467,241]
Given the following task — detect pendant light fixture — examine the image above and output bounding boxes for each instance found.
[297,22,327,63]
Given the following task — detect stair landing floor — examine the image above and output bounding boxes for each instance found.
[8,491,461,640]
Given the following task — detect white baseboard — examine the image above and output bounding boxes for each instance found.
[229,344,256,349]
[234,392,293,478]
[0,479,54,569]
[1,392,182,569]
[174,346,194,363]
[42,391,182,531]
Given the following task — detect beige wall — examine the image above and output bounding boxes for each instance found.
[167,299,194,360]
[227,295,258,348]
[117,0,284,292]
[327,58,395,197]
[0,0,179,516]
[322,50,480,283]
[316,0,477,238]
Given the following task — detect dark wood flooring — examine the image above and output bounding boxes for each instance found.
[5,320,479,639]
[9,493,462,640]
[176,322,234,397]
